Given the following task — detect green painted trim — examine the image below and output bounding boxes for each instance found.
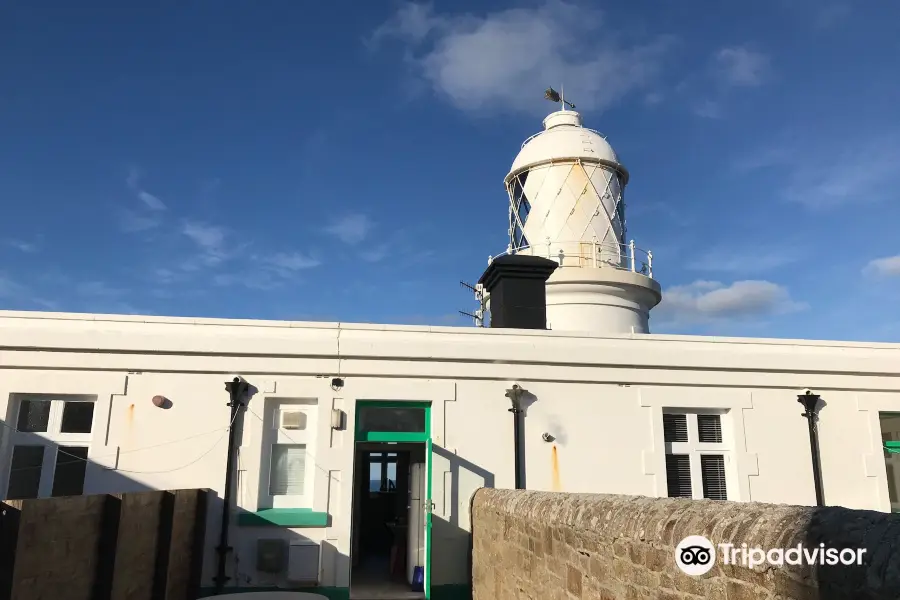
[425,436,433,599]
[199,586,348,599]
[886,441,900,448]
[354,400,432,442]
[361,431,430,442]
[236,508,329,527]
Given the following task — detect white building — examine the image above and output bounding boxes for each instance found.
[1,102,899,600]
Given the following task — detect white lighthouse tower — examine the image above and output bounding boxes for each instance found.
[493,90,662,334]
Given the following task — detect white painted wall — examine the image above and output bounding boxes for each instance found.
[1,310,899,591]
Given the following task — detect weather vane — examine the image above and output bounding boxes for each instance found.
[544,87,575,110]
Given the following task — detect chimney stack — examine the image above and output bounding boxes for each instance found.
[478,254,558,329]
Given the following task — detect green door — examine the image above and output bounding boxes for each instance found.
[354,401,433,597]
[424,436,433,599]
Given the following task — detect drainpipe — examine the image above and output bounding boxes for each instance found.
[505,385,524,489]
[215,377,248,594]
[798,391,824,507]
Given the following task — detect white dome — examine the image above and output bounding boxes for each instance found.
[506,110,627,184]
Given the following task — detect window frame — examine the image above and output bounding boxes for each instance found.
[4,394,96,500]
[663,410,731,501]
[263,401,318,510]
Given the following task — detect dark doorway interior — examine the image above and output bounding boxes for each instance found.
[351,443,425,600]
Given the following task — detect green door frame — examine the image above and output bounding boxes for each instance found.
[353,400,433,599]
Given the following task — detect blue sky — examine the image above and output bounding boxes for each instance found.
[2,0,900,341]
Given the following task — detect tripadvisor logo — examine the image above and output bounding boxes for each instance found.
[675,535,867,576]
[675,536,716,576]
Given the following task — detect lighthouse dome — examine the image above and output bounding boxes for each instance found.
[507,110,626,184]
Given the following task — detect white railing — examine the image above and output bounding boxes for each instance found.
[488,239,653,278]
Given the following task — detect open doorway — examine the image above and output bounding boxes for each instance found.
[351,442,426,600]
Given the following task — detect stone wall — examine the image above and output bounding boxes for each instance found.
[0,489,209,600]
[471,489,900,600]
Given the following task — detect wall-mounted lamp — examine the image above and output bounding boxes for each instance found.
[331,378,344,391]
[541,432,555,443]
[331,408,345,430]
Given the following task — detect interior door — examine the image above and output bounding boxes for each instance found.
[424,437,433,598]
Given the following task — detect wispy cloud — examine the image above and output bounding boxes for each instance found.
[714,46,770,87]
[687,248,800,274]
[126,167,167,211]
[264,252,322,271]
[863,255,900,278]
[325,213,373,245]
[76,280,128,298]
[181,221,231,269]
[656,280,806,325]
[141,221,324,291]
[119,209,163,233]
[369,1,675,114]
[735,133,900,209]
[813,4,851,29]
[692,99,723,119]
[0,275,29,299]
[361,244,391,263]
[4,238,40,253]
[0,273,59,310]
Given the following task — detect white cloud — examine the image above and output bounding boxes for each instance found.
[715,46,769,87]
[137,190,166,211]
[181,221,232,269]
[119,209,163,232]
[76,281,127,298]
[370,1,674,114]
[265,252,321,271]
[325,213,372,245]
[657,280,806,324]
[864,255,900,278]
[692,99,723,119]
[4,238,39,253]
[361,244,391,263]
[126,166,167,211]
[643,92,663,106]
[182,221,226,252]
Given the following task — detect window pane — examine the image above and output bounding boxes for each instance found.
[697,415,723,443]
[665,454,692,498]
[701,455,728,501]
[369,462,381,492]
[17,399,51,433]
[269,444,306,496]
[386,462,397,490]
[357,406,426,434]
[663,414,688,443]
[7,445,44,500]
[52,446,88,497]
[61,401,95,434]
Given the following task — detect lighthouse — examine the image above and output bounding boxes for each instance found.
[490,90,662,334]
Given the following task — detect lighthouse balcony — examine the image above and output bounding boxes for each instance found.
[489,239,654,279]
